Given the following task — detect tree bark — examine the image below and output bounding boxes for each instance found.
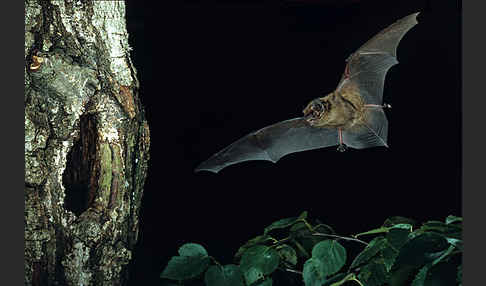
[25,1,150,285]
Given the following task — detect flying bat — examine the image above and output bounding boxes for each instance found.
[195,12,419,173]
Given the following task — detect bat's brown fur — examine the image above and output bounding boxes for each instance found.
[303,82,366,130]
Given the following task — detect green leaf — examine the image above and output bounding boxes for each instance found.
[431,245,455,266]
[235,235,274,260]
[313,223,335,235]
[290,222,310,239]
[204,265,244,286]
[354,223,410,239]
[311,240,346,276]
[243,267,264,285]
[386,228,410,250]
[411,265,430,286]
[391,223,413,231]
[161,243,210,281]
[160,255,210,281]
[393,232,449,269]
[350,237,387,269]
[389,264,417,286]
[382,216,416,228]
[357,258,389,286]
[303,258,327,286]
[178,243,208,257]
[414,257,460,286]
[424,220,462,230]
[418,221,462,239]
[240,245,280,284]
[381,242,399,272]
[382,228,410,271]
[446,238,463,250]
[277,244,298,266]
[424,260,461,286]
[298,211,309,220]
[264,214,304,235]
[445,215,462,224]
[354,226,390,237]
[290,221,334,239]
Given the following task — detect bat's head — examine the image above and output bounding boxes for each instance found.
[303,98,327,125]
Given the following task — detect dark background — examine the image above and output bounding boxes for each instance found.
[125,0,461,284]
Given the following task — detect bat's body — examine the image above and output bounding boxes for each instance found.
[196,13,419,173]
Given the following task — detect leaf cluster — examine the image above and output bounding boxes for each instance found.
[160,213,462,286]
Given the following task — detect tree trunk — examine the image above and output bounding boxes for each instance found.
[25,1,150,285]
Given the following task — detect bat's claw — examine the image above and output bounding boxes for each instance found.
[337,144,347,152]
[383,103,392,109]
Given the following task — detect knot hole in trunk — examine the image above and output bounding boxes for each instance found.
[62,113,100,216]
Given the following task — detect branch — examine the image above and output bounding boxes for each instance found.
[285,268,303,275]
[312,232,369,246]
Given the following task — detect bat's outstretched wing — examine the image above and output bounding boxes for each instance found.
[195,118,339,173]
[336,12,419,105]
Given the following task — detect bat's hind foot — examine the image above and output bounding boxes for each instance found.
[337,144,348,152]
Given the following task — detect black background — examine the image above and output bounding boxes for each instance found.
[125,0,461,284]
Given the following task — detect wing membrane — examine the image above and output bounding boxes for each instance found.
[195,118,339,173]
[342,108,388,149]
[337,13,419,105]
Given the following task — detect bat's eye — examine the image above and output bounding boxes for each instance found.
[312,101,323,112]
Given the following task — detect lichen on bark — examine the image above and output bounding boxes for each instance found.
[25,1,150,285]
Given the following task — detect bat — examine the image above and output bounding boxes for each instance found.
[195,12,419,173]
